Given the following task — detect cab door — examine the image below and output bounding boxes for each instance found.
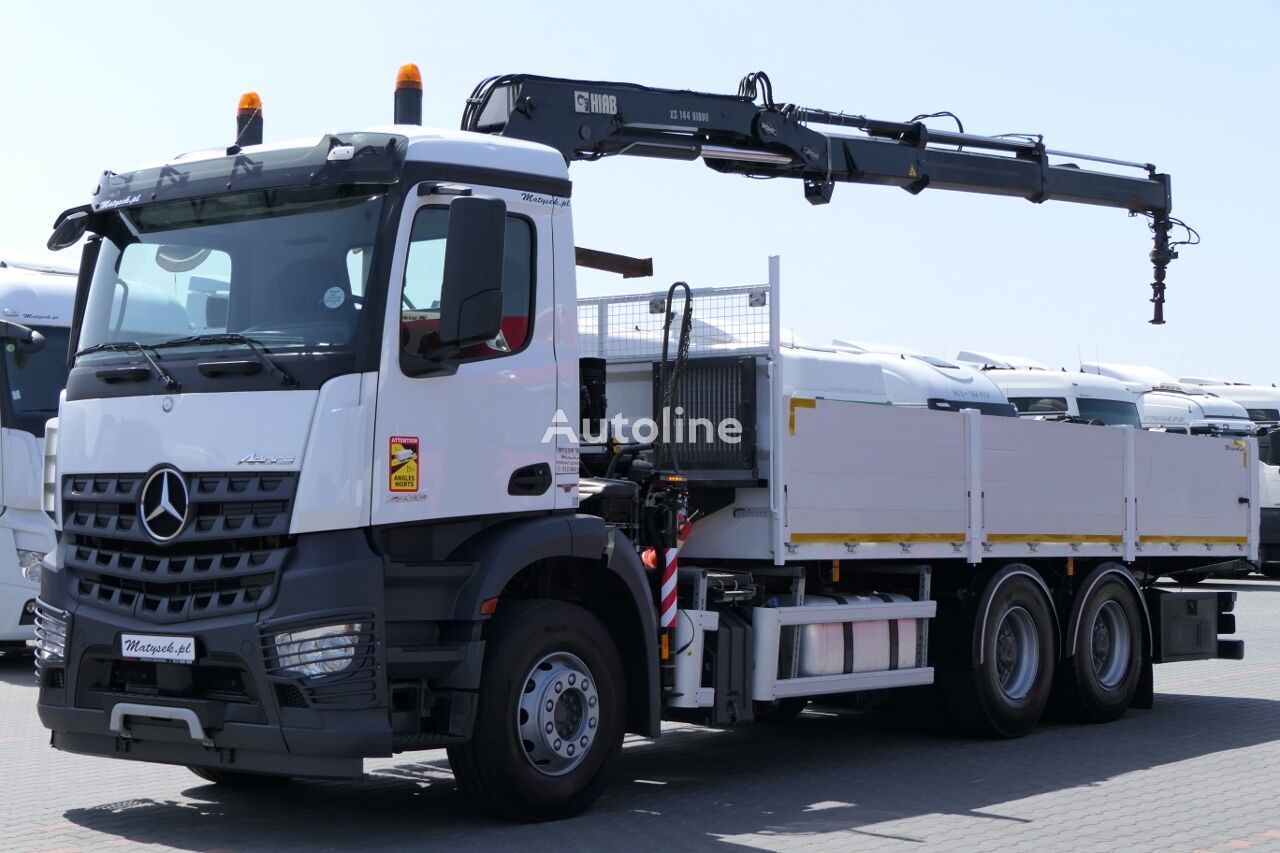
[371,183,562,525]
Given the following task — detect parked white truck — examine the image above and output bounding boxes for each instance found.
[1180,378,1280,577]
[0,260,73,651]
[955,350,1143,427]
[35,67,1245,821]
[1082,362,1257,436]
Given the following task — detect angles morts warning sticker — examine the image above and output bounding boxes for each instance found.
[389,436,420,492]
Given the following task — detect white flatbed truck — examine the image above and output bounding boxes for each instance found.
[33,67,1246,821]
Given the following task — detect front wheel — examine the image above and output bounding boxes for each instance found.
[448,599,625,822]
[938,572,1056,738]
[1053,574,1143,723]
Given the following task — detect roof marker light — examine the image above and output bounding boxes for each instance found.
[235,91,263,147]
[394,63,423,126]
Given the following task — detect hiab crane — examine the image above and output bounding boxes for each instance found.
[464,71,1192,324]
[36,65,1244,822]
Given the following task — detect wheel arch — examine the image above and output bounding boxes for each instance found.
[448,516,660,738]
[1063,561,1152,660]
[973,563,1061,666]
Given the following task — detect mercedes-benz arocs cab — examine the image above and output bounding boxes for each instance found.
[34,68,1246,821]
[1081,362,1257,436]
[955,350,1143,427]
[0,260,74,650]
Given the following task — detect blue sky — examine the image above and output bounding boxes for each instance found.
[4,1,1277,381]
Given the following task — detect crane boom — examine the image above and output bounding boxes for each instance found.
[462,72,1184,323]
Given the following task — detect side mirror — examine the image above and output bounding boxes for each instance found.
[48,206,92,251]
[437,196,506,348]
[0,321,46,355]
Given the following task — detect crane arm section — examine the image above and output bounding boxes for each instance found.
[462,72,1185,323]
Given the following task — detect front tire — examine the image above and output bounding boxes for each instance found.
[1054,574,1143,723]
[939,573,1056,738]
[448,599,625,822]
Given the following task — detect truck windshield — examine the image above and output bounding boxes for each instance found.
[3,325,71,436]
[1076,398,1142,427]
[79,185,384,357]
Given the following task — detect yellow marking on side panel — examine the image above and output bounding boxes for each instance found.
[986,533,1123,544]
[1138,535,1247,544]
[789,397,816,435]
[908,165,918,178]
[832,560,841,582]
[660,633,670,660]
[791,532,966,543]
[1067,555,1075,577]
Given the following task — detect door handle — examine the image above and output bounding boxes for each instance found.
[508,463,552,496]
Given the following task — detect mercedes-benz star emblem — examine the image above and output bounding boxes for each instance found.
[139,467,189,543]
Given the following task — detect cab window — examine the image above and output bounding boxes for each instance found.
[400,206,534,363]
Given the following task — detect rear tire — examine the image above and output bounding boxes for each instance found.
[938,573,1056,738]
[1053,574,1143,723]
[187,767,286,786]
[447,599,625,822]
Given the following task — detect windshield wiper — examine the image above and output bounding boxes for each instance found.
[75,341,180,391]
[155,333,298,388]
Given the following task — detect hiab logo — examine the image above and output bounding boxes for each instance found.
[574,91,617,116]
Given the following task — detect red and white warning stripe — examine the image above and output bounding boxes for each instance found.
[659,517,693,629]
[660,547,679,628]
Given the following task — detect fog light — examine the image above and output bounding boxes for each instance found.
[34,601,69,667]
[17,550,46,583]
[273,623,366,677]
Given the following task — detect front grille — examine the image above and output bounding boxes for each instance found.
[61,471,297,624]
[62,472,297,544]
[74,650,261,709]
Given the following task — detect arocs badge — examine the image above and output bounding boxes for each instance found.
[389,436,420,492]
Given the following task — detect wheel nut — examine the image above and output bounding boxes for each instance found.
[555,682,563,694]
[567,744,575,756]
[546,700,554,712]
[582,681,589,691]
[588,718,597,729]
[589,696,597,707]
[580,736,589,747]
[568,674,576,685]
[546,722,554,734]
[554,739,562,750]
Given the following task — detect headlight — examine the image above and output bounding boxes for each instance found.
[272,623,366,677]
[34,601,69,667]
[17,550,46,584]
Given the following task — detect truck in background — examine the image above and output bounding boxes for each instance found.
[1180,378,1280,578]
[1082,362,1257,436]
[0,259,74,651]
[955,350,1142,427]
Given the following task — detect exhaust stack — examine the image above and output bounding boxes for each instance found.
[236,91,263,147]
[394,63,423,125]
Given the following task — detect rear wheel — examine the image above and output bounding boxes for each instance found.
[939,573,1056,738]
[448,599,625,822]
[1053,574,1143,723]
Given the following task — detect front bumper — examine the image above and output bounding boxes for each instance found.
[37,531,396,779]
